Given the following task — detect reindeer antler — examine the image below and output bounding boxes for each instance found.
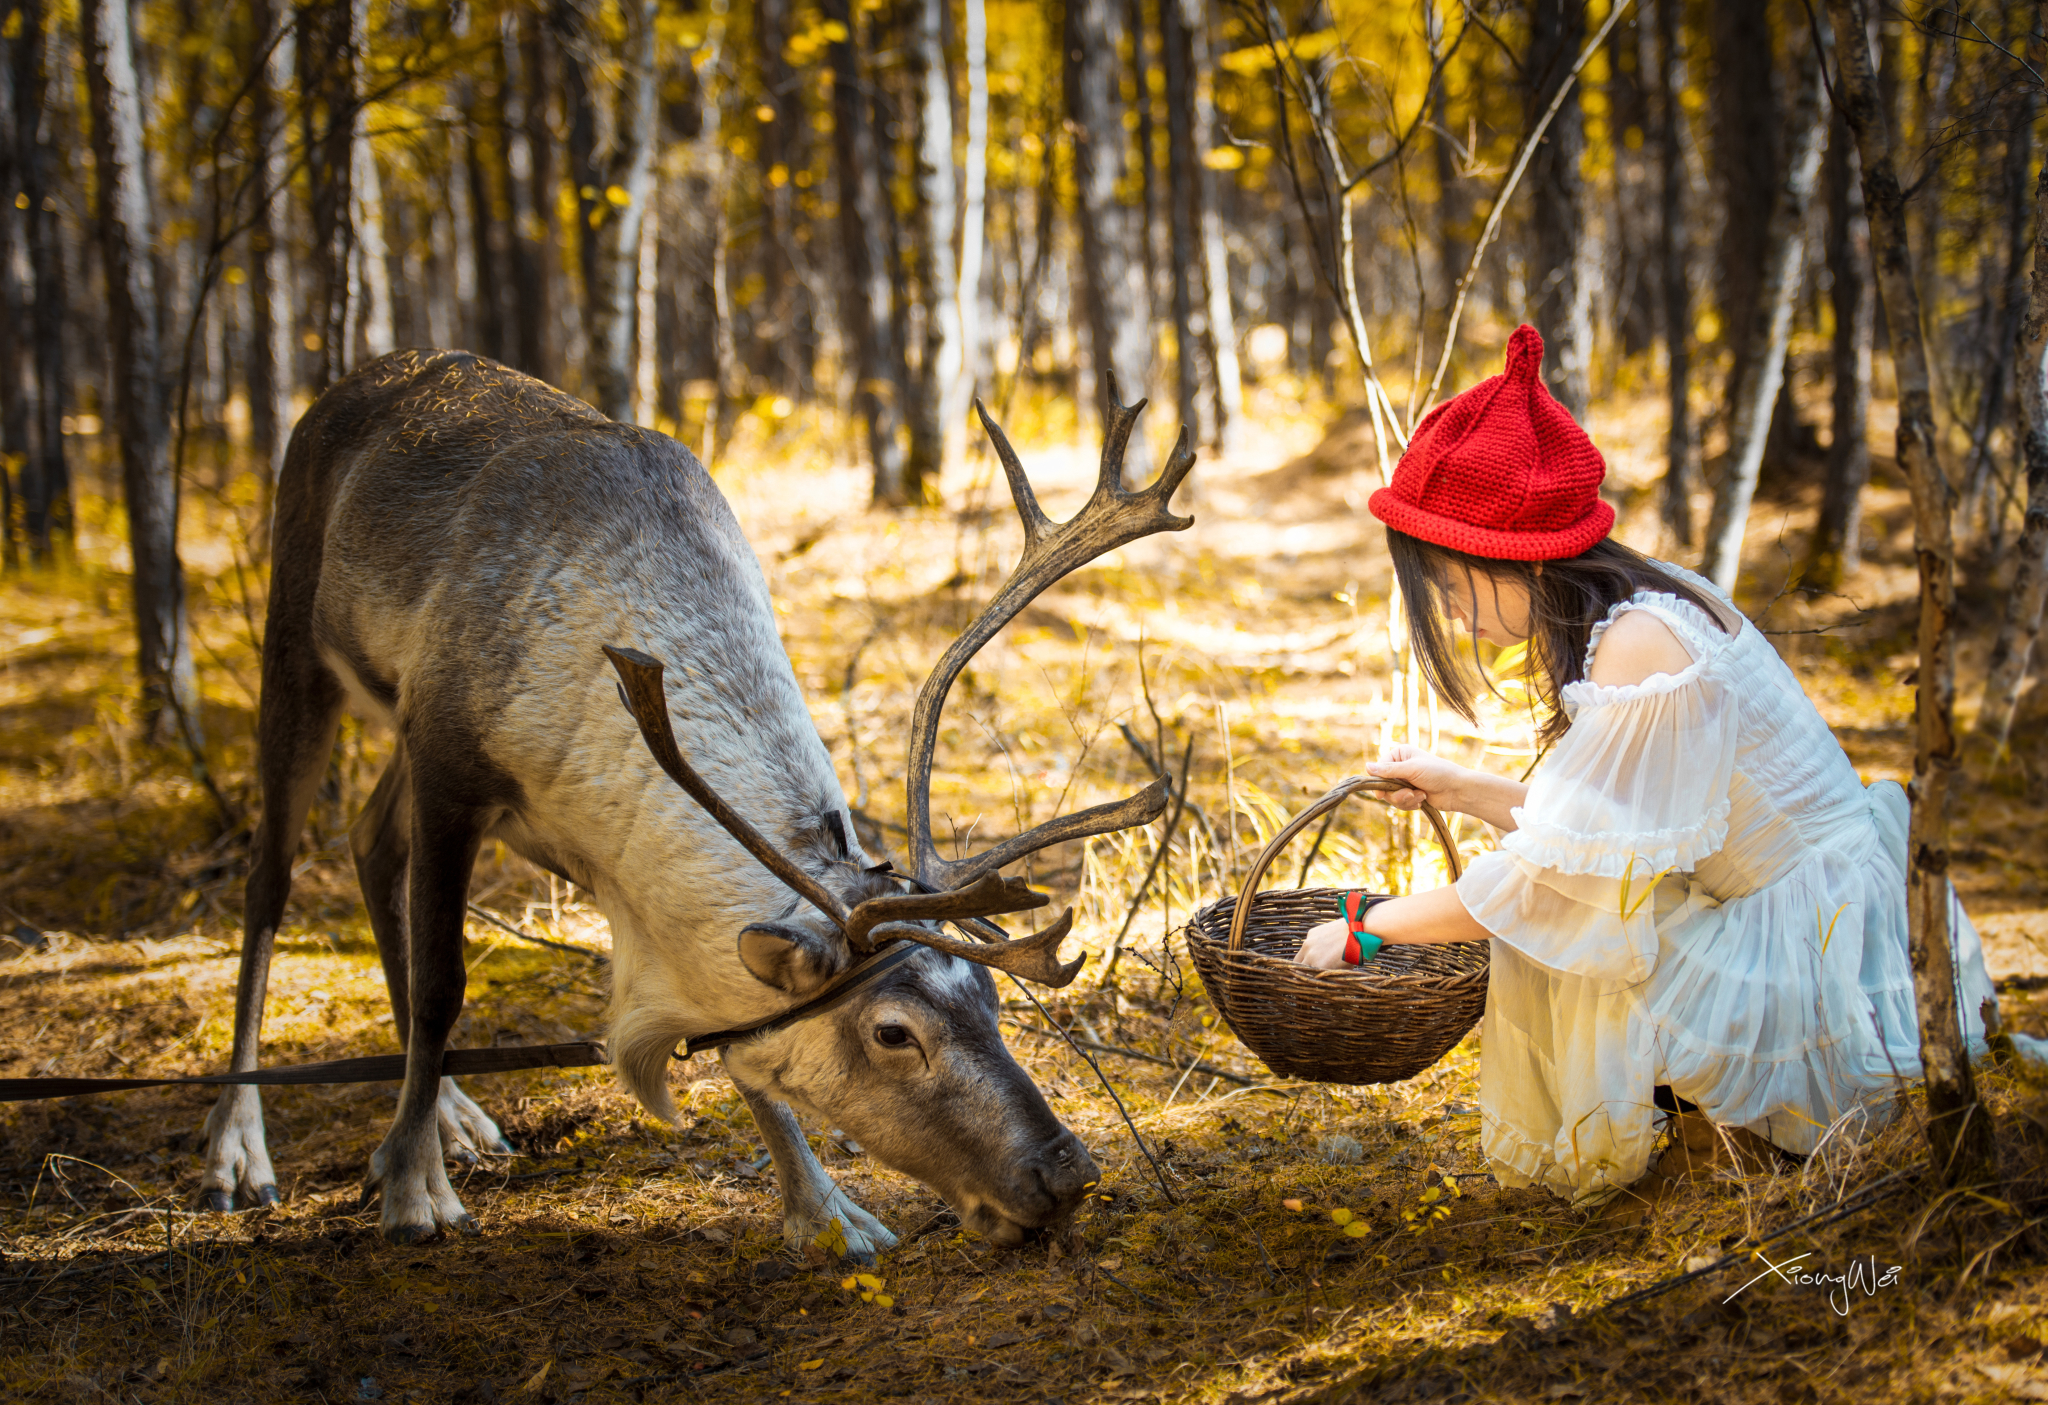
[604,645,850,926]
[604,386,1194,992]
[904,379,1196,894]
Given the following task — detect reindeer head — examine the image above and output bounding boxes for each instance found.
[606,382,1194,1244]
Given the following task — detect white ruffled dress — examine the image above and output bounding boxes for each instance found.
[1455,564,1995,1205]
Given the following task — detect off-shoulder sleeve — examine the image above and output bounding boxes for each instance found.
[1503,661,1739,878]
[1453,604,1739,983]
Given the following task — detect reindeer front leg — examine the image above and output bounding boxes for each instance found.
[363,800,486,1243]
[735,1082,896,1265]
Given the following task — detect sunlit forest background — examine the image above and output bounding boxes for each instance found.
[5,1,2048,1403]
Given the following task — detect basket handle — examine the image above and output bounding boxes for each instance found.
[1226,777,1464,955]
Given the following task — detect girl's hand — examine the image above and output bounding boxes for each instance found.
[1366,744,1471,813]
[1294,916,1354,969]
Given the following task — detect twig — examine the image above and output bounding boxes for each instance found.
[1295,806,1342,888]
[1594,1168,1920,1315]
[1006,978,1179,1205]
[1420,0,1637,415]
[1102,733,1196,981]
[464,904,607,964]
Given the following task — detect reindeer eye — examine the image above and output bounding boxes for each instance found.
[874,1024,913,1048]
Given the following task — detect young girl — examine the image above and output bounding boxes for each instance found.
[1294,325,1996,1210]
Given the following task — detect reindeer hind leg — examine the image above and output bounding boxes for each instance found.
[365,789,492,1242]
[350,750,513,1166]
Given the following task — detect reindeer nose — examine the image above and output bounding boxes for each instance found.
[1029,1129,1100,1214]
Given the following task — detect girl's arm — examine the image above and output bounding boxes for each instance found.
[1368,745,1526,831]
[1292,885,1488,968]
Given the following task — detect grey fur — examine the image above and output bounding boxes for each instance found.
[199,351,1097,1252]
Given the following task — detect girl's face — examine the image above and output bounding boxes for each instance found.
[1442,568,1533,644]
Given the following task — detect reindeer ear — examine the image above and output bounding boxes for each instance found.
[738,920,847,996]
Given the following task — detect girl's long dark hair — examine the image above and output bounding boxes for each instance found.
[1386,531,1733,744]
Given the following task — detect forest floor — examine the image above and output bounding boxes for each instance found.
[3,375,2048,1405]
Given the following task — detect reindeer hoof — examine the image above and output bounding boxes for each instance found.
[454,1214,480,1236]
[383,1221,440,1247]
[254,1185,282,1208]
[199,1190,234,1214]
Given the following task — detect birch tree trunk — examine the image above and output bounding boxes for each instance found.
[83,0,197,742]
[907,0,962,493]
[244,0,294,493]
[1977,71,2048,755]
[1826,0,1995,1189]
[1064,0,1153,482]
[1192,4,1242,452]
[353,133,395,360]
[13,0,71,560]
[823,0,909,503]
[958,0,989,442]
[1654,0,1696,547]
[1702,36,1828,592]
[1526,0,1592,415]
[1807,113,1874,588]
[577,0,657,423]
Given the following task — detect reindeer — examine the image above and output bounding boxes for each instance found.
[198,349,1195,1253]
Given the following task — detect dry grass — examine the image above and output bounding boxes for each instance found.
[3,376,2048,1404]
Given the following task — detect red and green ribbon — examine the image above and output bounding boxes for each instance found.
[1340,891,1384,965]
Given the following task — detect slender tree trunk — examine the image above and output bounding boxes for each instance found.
[1826,0,1994,1190]
[1525,0,1592,416]
[299,0,360,391]
[1125,0,1159,318]
[0,15,22,571]
[12,0,70,560]
[958,0,989,431]
[245,0,294,494]
[1808,112,1875,587]
[1961,73,2040,550]
[755,0,807,395]
[354,133,395,360]
[823,0,909,502]
[1608,0,1654,358]
[502,16,559,384]
[1979,64,2048,754]
[1162,0,1215,442]
[83,0,197,742]
[1711,0,1781,423]
[690,11,734,450]
[635,184,660,427]
[907,0,962,493]
[1428,3,1466,334]
[570,0,656,422]
[1703,36,1828,592]
[1064,0,1153,480]
[1654,0,1696,547]
[465,70,511,365]
[1188,0,1240,451]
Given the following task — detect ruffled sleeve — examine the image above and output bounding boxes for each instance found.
[1454,601,1740,983]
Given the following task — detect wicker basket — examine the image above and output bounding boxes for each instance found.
[1185,776,1489,1084]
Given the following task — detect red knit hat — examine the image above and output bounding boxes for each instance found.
[1367,325,1613,560]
